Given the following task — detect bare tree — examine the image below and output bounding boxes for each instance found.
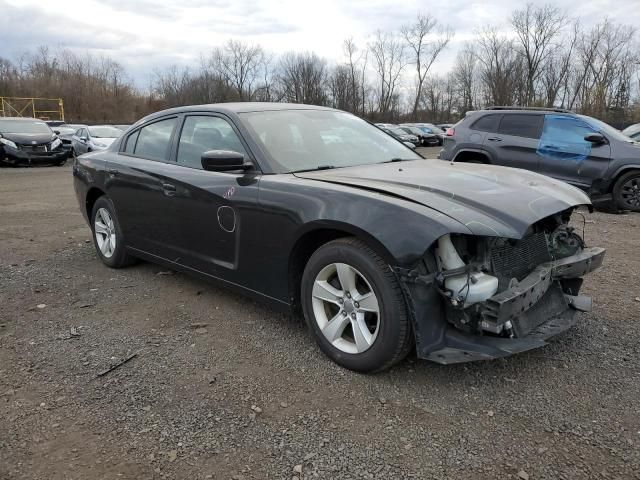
[210,40,264,101]
[343,38,365,114]
[368,30,407,118]
[452,44,478,114]
[540,21,579,107]
[401,14,453,118]
[511,3,567,104]
[276,52,328,105]
[475,27,525,106]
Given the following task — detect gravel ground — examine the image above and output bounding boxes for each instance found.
[1,162,639,480]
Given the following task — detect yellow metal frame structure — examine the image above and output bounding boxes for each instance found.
[0,97,65,121]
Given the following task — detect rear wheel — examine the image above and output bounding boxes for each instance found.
[90,196,135,268]
[613,171,640,212]
[301,238,412,372]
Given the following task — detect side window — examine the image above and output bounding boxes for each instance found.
[470,115,500,133]
[177,116,247,169]
[77,128,85,138]
[124,130,140,154]
[542,115,594,144]
[539,115,595,161]
[498,114,542,139]
[134,117,177,161]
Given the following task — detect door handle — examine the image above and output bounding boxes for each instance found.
[107,168,118,176]
[162,183,176,195]
[487,137,502,142]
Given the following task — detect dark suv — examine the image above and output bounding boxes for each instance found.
[438,107,640,211]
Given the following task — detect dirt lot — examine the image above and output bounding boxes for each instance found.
[1,161,639,480]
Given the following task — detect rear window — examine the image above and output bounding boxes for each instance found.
[498,114,542,139]
[470,115,500,133]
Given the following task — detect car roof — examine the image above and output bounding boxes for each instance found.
[136,102,340,127]
[153,102,336,116]
[476,107,574,115]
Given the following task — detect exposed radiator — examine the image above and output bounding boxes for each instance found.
[490,233,551,290]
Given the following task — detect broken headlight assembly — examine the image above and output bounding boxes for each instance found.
[432,214,601,339]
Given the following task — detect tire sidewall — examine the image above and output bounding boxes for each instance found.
[301,241,407,372]
[614,171,640,212]
[90,196,129,267]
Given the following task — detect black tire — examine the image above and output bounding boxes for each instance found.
[301,238,412,373]
[55,159,67,167]
[613,170,640,212]
[90,196,135,268]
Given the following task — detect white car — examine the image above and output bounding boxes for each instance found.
[72,126,123,155]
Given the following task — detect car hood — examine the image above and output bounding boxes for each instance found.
[1,132,54,145]
[295,160,591,238]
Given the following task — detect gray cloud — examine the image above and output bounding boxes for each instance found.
[1,0,638,88]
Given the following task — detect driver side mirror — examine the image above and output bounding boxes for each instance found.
[53,129,60,135]
[201,150,252,172]
[584,132,606,144]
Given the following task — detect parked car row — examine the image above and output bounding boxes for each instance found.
[0,119,128,167]
[438,106,640,212]
[375,122,445,147]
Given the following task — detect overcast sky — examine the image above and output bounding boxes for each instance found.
[1,0,639,87]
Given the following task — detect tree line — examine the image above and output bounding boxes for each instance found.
[1,3,639,127]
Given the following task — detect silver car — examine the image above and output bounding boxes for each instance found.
[72,125,123,155]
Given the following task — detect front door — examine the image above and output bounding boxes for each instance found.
[536,114,611,189]
[161,114,260,279]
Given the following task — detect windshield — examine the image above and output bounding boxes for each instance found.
[88,126,122,138]
[579,115,635,143]
[241,110,421,173]
[0,119,51,135]
[56,127,77,135]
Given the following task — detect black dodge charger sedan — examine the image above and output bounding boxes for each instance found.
[73,103,605,372]
[0,117,69,166]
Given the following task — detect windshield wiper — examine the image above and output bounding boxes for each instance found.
[291,165,336,173]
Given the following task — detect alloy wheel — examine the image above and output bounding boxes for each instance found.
[311,262,380,354]
[620,175,640,208]
[94,207,117,258]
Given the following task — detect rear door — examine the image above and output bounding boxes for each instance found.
[483,113,544,171]
[105,116,182,259]
[537,114,611,188]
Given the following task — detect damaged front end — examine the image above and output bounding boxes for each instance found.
[399,208,605,364]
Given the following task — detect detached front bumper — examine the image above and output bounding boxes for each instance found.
[408,246,606,364]
[2,147,69,166]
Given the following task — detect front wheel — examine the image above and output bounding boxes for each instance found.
[301,238,412,372]
[613,171,640,212]
[90,196,135,268]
